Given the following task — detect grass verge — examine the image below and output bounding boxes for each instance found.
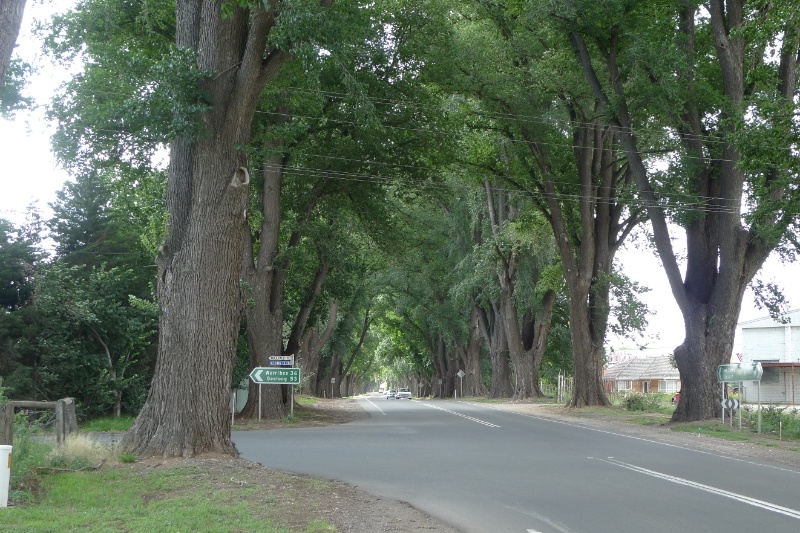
[3,458,337,533]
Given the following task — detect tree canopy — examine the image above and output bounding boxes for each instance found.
[1,0,797,455]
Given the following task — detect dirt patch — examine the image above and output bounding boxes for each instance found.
[131,455,458,533]
[191,398,458,533]
[233,398,371,431]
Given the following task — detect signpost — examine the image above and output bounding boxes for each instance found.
[250,367,300,384]
[268,355,294,367]
[457,369,465,399]
[717,363,763,382]
[720,399,739,410]
[717,362,763,432]
[249,365,300,420]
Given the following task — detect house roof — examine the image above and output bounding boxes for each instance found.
[604,355,680,381]
[739,309,800,329]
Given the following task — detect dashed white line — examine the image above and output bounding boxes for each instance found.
[420,402,500,427]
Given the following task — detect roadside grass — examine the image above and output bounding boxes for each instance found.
[5,423,337,532]
[671,421,751,441]
[4,461,337,533]
[81,416,135,433]
[295,395,319,407]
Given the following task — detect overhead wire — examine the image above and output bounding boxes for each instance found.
[57,84,796,217]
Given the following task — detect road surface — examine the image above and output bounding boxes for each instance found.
[234,398,800,533]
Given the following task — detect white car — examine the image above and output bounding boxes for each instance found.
[385,389,397,399]
[396,388,412,399]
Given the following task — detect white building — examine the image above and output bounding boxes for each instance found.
[739,309,800,405]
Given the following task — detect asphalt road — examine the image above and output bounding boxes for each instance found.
[234,398,800,533]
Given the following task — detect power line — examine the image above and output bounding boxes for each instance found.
[257,161,743,215]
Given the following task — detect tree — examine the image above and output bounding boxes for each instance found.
[0,0,25,89]
[32,262,156,416]
[0,217,38,312]
[0,215,41,397]
[427,2,646,405]
[562,0,800,420]
[124,0,333,457]
[483,184,557,398]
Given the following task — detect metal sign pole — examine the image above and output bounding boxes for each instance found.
[757,381,761,435]
[721,382,725,424]
[738,381,742,430]
[258,383,262,422]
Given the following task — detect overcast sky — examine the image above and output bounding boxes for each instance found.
[1,0,798,355]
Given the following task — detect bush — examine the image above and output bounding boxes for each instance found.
[8,413,53,503]
[743,405,800,439]
[8,417,126,504]
[621,391,666,412]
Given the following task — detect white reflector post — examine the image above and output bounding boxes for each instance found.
[0,445,11,507]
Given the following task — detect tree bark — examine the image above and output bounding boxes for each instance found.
[569,2,796,420]
[477,301,513,398]
[298,299,338,394]
[0,0,26,89]
[460,306,488,397]
[239,144,289,420]
[432,334,457,398]
[123,2,295,456]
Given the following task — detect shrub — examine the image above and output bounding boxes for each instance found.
[621,391,665,411]
[743,405,800,439]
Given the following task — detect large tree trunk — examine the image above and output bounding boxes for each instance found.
[124,2,294,456]
[240,146,289,419]
[477,301,513,398]
[569,1,795,420]
[124,137,251,456]
[432,334,457,398]
[501,287,556,399]
[673,302,742,420]
[298,299,338,395]
[0,0,26,88]
[460,307,488,397]
[567,287,608,407]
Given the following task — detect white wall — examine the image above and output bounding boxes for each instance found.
[741,368,800,405]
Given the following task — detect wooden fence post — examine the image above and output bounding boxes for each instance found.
[55,398,78,445]
[0,399,77,446]
[0,404,13,446]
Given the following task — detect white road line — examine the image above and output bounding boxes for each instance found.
[465,402,800,475]
[420,402,500,427]
[596,457,800,520]
[361,398,386,415]
[492,500,574,532]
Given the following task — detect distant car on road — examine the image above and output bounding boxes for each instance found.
[396,388,412,399]
[386,389,397,399]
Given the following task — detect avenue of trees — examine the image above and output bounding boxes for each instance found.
[0,0,797,457]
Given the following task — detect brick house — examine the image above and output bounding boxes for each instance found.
[603,355,681,394]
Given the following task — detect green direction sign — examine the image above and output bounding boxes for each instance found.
[717,363,763,382]
[250,367,300,385]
